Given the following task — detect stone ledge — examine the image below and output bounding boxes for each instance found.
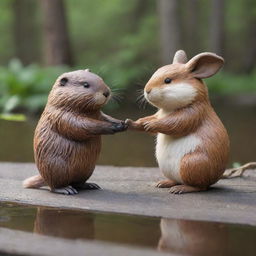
[0,162,256,225]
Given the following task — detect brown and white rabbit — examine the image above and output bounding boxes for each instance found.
[126,50,229,194]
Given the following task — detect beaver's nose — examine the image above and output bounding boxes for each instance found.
[103,91,110,98]
[146,89,151,94]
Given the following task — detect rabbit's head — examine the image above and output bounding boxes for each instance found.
[144,50,224,111]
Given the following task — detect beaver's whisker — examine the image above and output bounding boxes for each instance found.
[112,92,124,98]
[111,95,122,103]
[111,88,124,93]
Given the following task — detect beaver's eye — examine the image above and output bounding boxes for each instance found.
[83,82,90,88]
[60,77,68,86]
[164,78,172,84]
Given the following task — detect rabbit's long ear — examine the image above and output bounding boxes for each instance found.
[186,53,224,78]
[173,50,188,64]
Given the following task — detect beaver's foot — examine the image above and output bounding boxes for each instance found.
[156,180,177,188]
[72,182,101,190]
[169,185,207,194]
[51,186,78,195]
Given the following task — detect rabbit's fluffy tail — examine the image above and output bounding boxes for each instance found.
[23,175,46,188]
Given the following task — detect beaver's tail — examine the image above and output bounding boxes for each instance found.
[23,175,46,188]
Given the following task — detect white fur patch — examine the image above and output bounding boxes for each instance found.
[157,109,172,118]
[146,82,197,111]
[156,133,201,183]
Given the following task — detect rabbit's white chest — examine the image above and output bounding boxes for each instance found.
[156,133,201,183]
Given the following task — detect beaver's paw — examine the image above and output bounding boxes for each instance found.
[109,119,125,125]
[119,120,128,130]
[112,122,127,132]
[125,119,133,126]
[51,186,78,195]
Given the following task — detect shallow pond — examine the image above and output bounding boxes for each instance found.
[0,99,255,166]
[0,202,255,255]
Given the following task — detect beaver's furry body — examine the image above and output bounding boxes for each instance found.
[34,109,102,189]
[24,70,126,194]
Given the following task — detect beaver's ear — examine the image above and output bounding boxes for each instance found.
[186,53,224,78]
[60,77,68,86]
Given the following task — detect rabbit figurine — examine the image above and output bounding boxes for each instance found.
[126,50,229,194]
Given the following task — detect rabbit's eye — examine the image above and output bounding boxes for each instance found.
[164,78,172,84]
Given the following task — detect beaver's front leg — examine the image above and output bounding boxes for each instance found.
[100,112,125,124]
[84,118,126,136]
[54,112,127,141]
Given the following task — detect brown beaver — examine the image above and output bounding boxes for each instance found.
[23,69,127,195]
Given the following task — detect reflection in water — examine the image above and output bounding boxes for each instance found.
[0,101,256,166]
[158,218,256,256]
[158,218,228,256]
[34,208,95,239]
[34,207,160,248]
[0,202,256,255]
[0,202,160,248]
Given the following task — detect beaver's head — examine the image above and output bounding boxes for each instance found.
[48,69,111,111]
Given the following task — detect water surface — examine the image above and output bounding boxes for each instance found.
[0,100,255,166]
[0,202,255,256]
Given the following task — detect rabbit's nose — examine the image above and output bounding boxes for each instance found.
[146,89,151,94]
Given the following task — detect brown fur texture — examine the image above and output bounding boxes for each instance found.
[34,208,94,239]
[23,70,126,194]
[126,50,229,193]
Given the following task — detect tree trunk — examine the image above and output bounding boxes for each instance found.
[40,0,72,66]
[13,0,39,65]
[157,0,181,64]
[243,22,256,73]
[243,0,256,73]
[185,0,199,56]
[209,0,225,56]
[130,0,149,32]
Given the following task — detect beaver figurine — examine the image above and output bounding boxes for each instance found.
[23,69,127,195]
[126,50,229,194]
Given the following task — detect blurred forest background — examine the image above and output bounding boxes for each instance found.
[0,0,255,166]
[0,0,256,116]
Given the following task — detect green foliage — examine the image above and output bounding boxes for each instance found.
[67,0,157,88]
[0,0,255,115]
[0,113,26,122]
[0,59,68,114]
[0,0,14,64]
[0,58,256,115]
[208,72,256,95]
